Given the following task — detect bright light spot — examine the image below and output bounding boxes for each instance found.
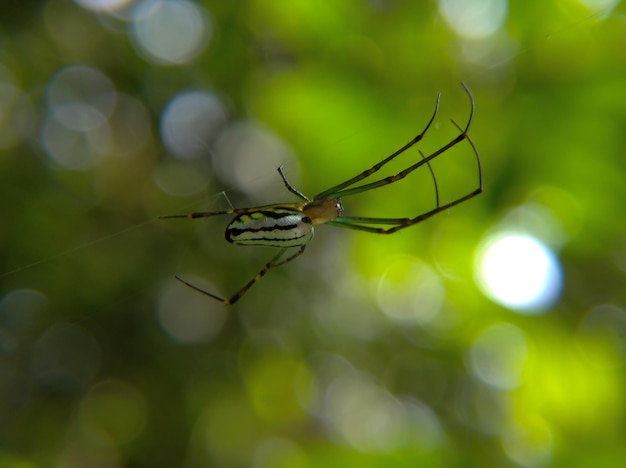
[157,277,227,344]
[132,0,211,64]
[377,257,445,326]
[439,0,508,39]
[475,233,562,313]
[212,121,298,198]
[468,323,528,390]
[160,91,227,159]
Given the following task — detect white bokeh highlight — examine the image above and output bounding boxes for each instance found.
[131,0,211,64]
[439,0,508,39]
[212,121,298,198]
[160,90,227,159]
[475,233,563,313]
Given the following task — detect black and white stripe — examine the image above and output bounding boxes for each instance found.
[226,209,314,247]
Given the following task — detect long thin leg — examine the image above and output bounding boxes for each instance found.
[159,202,304,220]
[278,165,310,201]
[325,84,475,199]
[159,208,246,220]
[160,166,310,221]
[420,149,440,208]
[314,92,441,200]
[327,186,481,234]
[326,127,482,234]
[175,245,307,305]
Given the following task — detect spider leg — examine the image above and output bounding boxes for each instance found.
[278,165,310,201]
[419,149,440,208]
[314,91,441,200]
[175,245,307,305]
[159,202,304,220]
[327,184,481,234]
[159,208,249,220]
[326,124,481,234]
[325,83,476,200]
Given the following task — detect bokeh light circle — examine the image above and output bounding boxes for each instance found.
[212,121,297,197]
[160,90,227,159]
[131,0,211,64]
[439,0,508,39]
[376,257,445,325]
[47,65,117,131]
[468,322,529,390]
[475,233,563,313]
[43,65,118,170]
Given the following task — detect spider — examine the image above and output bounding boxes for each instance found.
[160,83,482,305]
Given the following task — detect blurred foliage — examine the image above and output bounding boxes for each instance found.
[1,0,626,467]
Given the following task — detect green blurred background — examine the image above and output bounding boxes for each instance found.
[1,0,626,466]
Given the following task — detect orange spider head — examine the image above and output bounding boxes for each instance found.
[303,198,343,225]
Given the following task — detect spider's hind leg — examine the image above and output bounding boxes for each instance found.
[175,245,307,305]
